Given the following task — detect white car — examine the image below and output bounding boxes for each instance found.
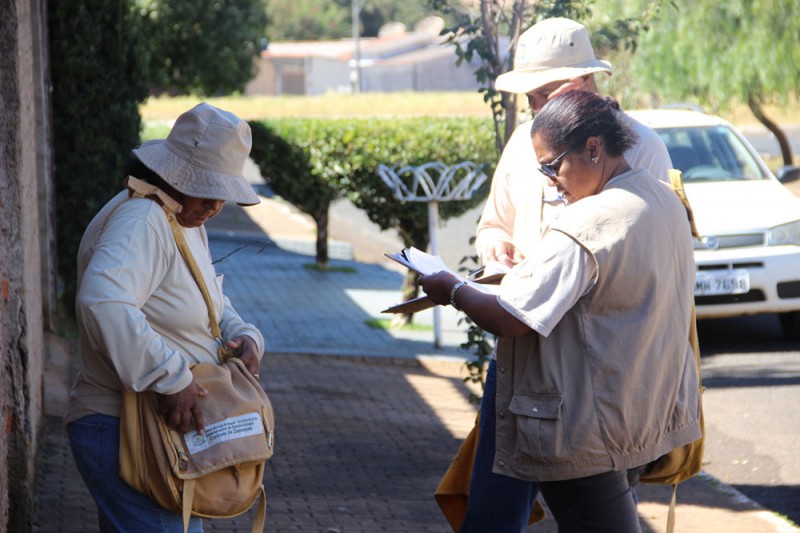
[628,109,800,339]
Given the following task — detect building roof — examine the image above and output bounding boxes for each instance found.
[262,28,450,63]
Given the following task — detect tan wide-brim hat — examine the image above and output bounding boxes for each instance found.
[133,102,261,206]
[495,17,612,95]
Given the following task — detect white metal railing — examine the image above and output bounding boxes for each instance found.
[378,161,488,348]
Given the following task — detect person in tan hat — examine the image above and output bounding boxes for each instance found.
[65,103,265,532]
[459,18,673,532]
[476,17,672,268]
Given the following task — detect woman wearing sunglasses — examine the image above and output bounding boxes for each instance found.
[420,90,701,532]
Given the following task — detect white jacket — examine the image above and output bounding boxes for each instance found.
[65,191,264,424]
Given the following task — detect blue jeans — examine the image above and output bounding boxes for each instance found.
[67,414,204,533]
[460,359,538,533]
[461,359,643,533]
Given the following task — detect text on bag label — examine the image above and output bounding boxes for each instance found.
[184,412,263,455]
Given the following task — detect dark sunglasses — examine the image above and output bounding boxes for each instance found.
[538,149,569,179]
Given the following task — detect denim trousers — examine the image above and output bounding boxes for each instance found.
[460,359,538,533]
[67,414,204,533]
[460,359,642,533]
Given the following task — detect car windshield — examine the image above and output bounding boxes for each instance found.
[656,125,769,182]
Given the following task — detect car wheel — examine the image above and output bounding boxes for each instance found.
[778,311,800,341]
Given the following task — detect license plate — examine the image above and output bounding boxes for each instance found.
[694,269,750,296]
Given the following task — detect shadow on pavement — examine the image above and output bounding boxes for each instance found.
[209,234,472,360]
[728,484,800,527]
[698,314,800,356]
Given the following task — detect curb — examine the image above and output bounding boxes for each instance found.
[695,471,800,532]
[264,350,475,370]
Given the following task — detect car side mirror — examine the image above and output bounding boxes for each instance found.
[776,165,800,184]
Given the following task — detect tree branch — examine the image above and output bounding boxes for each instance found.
[748,93,793,166]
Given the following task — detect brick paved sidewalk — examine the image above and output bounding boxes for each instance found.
[32,195,799,533]
[33,354,481,533]
[34,351,793,533]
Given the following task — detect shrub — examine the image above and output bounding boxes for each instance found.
[248,116,497,311]
[49,0,150,312]
[249,120,340,267]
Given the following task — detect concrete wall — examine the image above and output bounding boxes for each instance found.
[307,57,351,96]
[413,53,480,92]
[0,0,54,530]
[244,57,277,96]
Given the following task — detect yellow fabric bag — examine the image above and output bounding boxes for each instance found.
[636,169,704,533]
[434,412,546,532]
[640,304,704,486]
[119,357,275,533]
[641,169,704,486]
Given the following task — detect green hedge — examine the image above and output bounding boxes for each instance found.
[249,116,498,254]
[49,0,149,311]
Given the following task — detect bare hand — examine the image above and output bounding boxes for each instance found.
[158,379,208,434]
[549,75,591,101]
[419,271,460,306]
[486,240,522,269]
[225,335,261,378]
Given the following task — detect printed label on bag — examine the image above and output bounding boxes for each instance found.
[184,412,263,455]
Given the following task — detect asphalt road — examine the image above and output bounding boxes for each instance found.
[739,124,800,160]
[696,314,800,526]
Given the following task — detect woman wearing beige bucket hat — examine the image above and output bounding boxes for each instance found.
[64,103,265,532]
[454,17,674,533]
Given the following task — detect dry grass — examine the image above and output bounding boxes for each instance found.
[140,92,800,138]
[140,92,492,121]
[721,100,800,127]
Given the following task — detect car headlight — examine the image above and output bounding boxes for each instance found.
[768,220,800,246]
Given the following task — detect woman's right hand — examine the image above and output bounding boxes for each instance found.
[157,380,208,434]
[485,240,522,268]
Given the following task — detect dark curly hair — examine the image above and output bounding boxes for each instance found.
[122,154,184,201]
[530,90,636,158]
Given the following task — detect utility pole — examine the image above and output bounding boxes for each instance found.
[351,0,362,93]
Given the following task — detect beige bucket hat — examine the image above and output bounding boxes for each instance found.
[495,17,612,94]
[133,102,261,206]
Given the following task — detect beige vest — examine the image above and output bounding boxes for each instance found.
[493,169,702,482]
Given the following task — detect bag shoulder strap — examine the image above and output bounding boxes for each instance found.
[668,168,700,238]
[666,171,704,533]
[125,176,233,362]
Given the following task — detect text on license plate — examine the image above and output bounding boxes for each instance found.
[694,269,750,296]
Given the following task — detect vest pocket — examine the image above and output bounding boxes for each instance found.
[508,394,572,464]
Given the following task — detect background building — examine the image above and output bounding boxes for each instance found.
[246,18,487,96]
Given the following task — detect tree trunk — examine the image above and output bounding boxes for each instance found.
[502,0,529,146]
[503,92,517,147]
[481,0,529,151]
[313,205,329,270]
[748,94,793,166]
[392,233,429,327]
[390,269,421,327]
